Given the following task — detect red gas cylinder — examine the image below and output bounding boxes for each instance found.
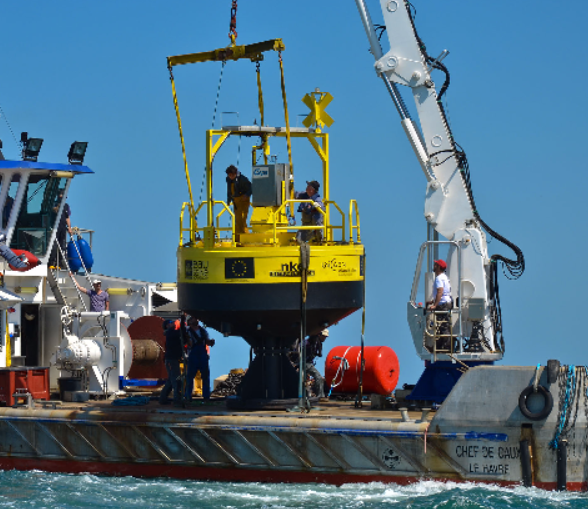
[325,346,400,395]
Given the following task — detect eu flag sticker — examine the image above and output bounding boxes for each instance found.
[225,258,254,279]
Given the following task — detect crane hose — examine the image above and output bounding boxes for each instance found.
[405,1,526,280]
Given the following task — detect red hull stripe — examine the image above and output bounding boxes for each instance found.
[0,457,585,491]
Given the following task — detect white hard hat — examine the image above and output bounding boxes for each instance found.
[93,279,102,285]
[321,329,329,337]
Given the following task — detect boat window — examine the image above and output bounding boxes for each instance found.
[11,176,68,257]
[2,174,20,229]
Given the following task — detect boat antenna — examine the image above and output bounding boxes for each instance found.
[0,103,20,151]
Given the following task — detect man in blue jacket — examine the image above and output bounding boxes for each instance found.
[185,317,215,402]
[295,180,325,243]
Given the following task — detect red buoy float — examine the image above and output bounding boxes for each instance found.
[325,345,400,395]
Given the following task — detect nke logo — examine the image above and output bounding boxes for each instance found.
[269,261,314,277]
[281,261,301,272]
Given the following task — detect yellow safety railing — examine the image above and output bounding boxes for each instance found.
[324,200,345,243]
[179,201,235,247]
[272,199,327,245]
[179,202,196,245]
[349,199,361,243]
[180,199,361,248]
[214,201,236,244]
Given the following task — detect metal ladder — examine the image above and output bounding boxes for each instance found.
[47,238,90,326]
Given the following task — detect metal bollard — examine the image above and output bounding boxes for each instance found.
[519,439,532,488]
[557,439,567,491]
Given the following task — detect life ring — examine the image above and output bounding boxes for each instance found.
[518,385,553,420]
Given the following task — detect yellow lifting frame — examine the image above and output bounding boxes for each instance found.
[167,39,285,67]
[167,38,286,226]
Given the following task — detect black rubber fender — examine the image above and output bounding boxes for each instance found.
[519,385,554,420]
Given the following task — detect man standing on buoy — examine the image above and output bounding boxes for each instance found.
[225,165,252,240]
[71,276,110,312]
[295,180,325,243]
[426,259,452,349]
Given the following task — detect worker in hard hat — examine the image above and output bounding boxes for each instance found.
[426,259,453,350]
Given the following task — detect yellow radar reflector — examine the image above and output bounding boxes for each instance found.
[302,91,334,130]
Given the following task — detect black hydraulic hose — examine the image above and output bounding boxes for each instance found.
[385,0,525,279]
[457,146,525,279]
[432,59,450,101]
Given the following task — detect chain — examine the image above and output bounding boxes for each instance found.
[551,365,577,448]
[228,0,238,43]
[567,369,581,456]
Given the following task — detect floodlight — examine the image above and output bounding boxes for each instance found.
[22,137,44,162]
[67,141,88,165]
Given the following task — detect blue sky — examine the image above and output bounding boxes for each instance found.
[1,1,587,388]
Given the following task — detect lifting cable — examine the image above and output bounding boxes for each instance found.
[256,61,265,127]
[355,258,366,408]
[168,65,196,216]
[198,61,227,205]
[297,242,311,412]
[278,52,295,211]
[255,60,268,166]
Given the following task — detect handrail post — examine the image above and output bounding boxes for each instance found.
[349,200,353,243]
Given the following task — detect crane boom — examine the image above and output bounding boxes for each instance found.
[354,0,524,368]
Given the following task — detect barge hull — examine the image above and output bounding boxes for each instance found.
[0,366,585,491]
[0,457,585,492]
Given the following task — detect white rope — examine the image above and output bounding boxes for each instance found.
[329,347,353,394]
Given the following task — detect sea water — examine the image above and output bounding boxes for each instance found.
[0,471,587,508]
